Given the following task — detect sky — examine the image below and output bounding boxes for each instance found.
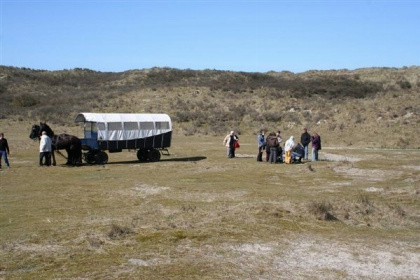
[1,0,419,73]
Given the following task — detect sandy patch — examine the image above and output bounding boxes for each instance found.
[131,183,170,197]
[219,237,420,279]
[404,165,420,171]
[275,237,420,279]
[333,166,401,181]
[177,190,249,203]
[322,152,361,162]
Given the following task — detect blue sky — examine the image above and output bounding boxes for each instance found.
[1,0,419,73]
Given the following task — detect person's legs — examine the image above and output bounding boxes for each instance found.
[304,145,309,160]
[312,149,317,161]
[257,147,263,162]
[3,151,10,167]
[39,152,45,166]
[314,149,319,161]
[269,148,277,163]
[285,151,291,164]
[0,150,3,168]
[45,152,51,166]
[228,147,234,158]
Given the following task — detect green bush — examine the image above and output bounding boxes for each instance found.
[12,94,39,107]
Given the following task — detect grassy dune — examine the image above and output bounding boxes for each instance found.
[1,121,419,279]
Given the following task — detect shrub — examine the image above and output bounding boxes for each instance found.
[397,80,411,90]
[357,194,374,215]
[12,94,39,107]
[307,200,337,221]
[108,224,133,239]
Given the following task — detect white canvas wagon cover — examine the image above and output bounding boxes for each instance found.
[75,113,172,141]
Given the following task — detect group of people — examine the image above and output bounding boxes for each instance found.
[257,128,321,164]
[222,128,321,163]
[4,128,322,167]
[0,131,54,168]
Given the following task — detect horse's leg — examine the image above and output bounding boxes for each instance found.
[66,148,72,165]
[69,146,81,166]
[69,148,75,166]
[52,150,56,166]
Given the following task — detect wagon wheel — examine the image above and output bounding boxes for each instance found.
[148,149,161,162]
[83,152,95,164]
[137,149,148,162]
[95,151,108,164]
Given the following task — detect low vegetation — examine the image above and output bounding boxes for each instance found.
[0,130,419,279]
[0,65,419,147]
[0,65,419,278]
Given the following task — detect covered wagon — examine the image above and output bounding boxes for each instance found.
[75,113,172,164]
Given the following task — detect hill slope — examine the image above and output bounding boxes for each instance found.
[0,66,419,148]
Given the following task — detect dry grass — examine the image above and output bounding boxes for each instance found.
[1,66,419,148]
[1,121,419,279]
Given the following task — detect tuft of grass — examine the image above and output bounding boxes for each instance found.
[307,200,338,221]
[356,194,375,215]
[389,204,406,217]
[107,224,134,239]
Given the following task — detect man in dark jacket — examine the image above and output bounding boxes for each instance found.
[0,132,10,168]
[300,128,311,160]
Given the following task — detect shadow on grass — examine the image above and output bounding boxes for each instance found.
[87,156,207,166]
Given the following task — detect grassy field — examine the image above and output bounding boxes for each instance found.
[0,121,419,279]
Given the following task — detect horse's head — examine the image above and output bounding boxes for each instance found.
[29,124,41,140]
[39,122,54,137]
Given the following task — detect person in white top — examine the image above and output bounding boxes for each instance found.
[284,136,295,164]
[39,131,52,166]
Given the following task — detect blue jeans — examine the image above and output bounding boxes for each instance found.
[0,150,10,167]
[304,145,309,160]
[39,152,51,166]
[228,147,235,158]
[269,148,277,163]
[312,148,319,162]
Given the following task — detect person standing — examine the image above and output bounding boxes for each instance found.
[276,130,283,162]
[39,131,52,166]
[257,130,266,162]
[267,132,279,164]
[0,132,10,168]
[223,130,238,158]
[284,136,295,164]
[310,133,321,162]
[265,133,271,162]
[300,128,311,160]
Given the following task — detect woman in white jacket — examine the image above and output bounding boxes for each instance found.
[284,136,295,164]
[39,131,52,166]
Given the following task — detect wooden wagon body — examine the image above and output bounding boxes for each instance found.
[75,113,172,164]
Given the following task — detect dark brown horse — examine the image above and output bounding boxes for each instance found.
[29,123,82,166]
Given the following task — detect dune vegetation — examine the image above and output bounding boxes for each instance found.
[0,66,419,279]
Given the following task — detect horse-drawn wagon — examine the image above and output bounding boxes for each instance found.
[74,113,172,164]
